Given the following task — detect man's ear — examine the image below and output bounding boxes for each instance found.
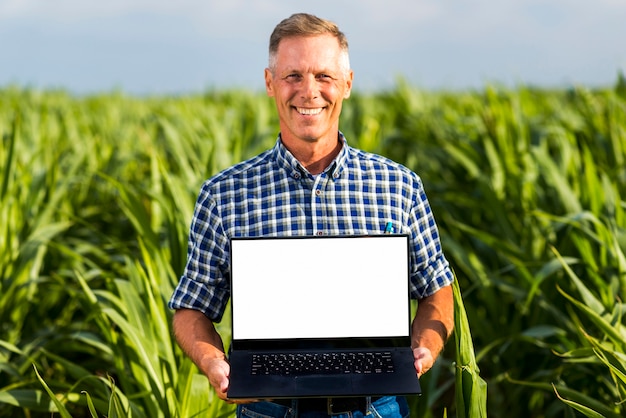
[265,68,275,97]
[344,70,354,99]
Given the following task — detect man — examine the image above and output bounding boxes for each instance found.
[169,13,454,418]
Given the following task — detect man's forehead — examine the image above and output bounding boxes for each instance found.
[274,36,345,67]
[276,34,341,51]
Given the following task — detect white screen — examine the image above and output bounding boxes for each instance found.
[231,235,410,340]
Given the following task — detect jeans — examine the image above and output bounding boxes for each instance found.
[236,396,409,417]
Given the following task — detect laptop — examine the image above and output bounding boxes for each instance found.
[226,234,421,399]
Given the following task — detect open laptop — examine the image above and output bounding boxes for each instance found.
[226,234,421,399]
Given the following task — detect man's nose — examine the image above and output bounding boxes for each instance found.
[300,75,319,99]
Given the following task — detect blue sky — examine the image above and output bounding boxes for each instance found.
[1,0,625,95]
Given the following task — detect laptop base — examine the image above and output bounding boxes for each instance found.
[227,347,420,399]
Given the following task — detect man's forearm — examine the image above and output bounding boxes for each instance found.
[172,308,226,375]
[411,285,454,360]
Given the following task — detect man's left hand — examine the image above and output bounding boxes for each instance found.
[413,347,434,377]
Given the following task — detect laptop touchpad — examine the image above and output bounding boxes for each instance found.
[294,375,352,396]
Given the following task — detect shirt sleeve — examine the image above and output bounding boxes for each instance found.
[168,184,231,322]
[406,174,454,299]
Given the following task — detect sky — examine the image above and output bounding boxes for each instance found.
[1,0,625,95]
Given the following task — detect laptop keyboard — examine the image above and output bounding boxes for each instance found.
[250,351,395,376]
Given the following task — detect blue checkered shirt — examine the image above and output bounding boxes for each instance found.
[169,133,454,321]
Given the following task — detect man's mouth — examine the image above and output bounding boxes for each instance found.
[295,107,323,116]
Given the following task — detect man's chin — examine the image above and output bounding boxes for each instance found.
[287,130,324,143]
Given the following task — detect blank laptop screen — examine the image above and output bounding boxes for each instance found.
[230,235,410,341]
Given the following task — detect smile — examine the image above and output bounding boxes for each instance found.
[295,107,323,115]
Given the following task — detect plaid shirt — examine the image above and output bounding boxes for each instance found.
[169,133,454,322]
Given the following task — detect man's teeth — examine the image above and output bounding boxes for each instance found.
[296,107,323,115]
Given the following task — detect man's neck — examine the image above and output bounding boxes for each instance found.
[281,133,343,175]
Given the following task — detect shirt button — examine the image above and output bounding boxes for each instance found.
[316,231,324,236]
[293,172,301,179]
[315,189,322,196]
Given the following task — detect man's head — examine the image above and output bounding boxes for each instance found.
[265,13,353,154]
[268,13,350,77]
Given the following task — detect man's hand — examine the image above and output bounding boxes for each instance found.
[202,357,258,404]
[412,346,434,377]
[171,310,259,404]
[204,357,231,401]
[172,309,252,404]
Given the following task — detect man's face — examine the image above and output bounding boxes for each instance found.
[265,34,353,145]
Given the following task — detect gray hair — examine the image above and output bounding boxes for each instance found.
[268,13,350,75]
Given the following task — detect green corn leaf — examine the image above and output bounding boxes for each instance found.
[553,384,612,418]
[82,391,100,418]
[557,285,625,350]
[33,365,73,418]
[507,376,622,418]
[453,278,488,418]
[0,389,57,412]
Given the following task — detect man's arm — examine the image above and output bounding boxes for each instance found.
[411,284,454,377]
[172,308,231,400]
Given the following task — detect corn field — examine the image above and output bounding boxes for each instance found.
[1,76,625,417]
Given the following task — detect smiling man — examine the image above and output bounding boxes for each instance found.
[265,31,352,175]
[169,13,454,418]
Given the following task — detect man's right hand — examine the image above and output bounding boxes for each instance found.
[204,357,231,401]
[206,358,262,404]
[172,309,260,404]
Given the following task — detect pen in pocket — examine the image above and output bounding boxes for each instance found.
[384,222,394,234]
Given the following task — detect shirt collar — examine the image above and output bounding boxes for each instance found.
[272,132,349,181]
